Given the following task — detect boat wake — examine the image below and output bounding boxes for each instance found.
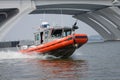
[0,51,60,60]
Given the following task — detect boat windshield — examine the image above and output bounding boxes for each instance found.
[51,29,72,38]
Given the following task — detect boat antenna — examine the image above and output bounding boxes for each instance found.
[60,8,64,37]
[60,8,63,27]
[42,9,46,22]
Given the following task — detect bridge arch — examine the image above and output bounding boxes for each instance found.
[30,2,120,40]
[0,0,120,41]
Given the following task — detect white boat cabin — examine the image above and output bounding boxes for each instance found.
[34,27,73,45]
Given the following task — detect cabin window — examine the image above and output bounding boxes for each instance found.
[51,29,72,37]
[36,34,39,40]
[63,30,72,36]
[35,33,40,41]
[51,30,62,37]
[35,35,37,41]
[45,31,49,39]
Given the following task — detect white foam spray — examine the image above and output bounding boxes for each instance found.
[0,51,60,60]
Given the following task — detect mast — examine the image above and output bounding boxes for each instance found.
[60,8,64,37]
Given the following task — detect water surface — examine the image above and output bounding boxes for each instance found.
[0,41,120,80]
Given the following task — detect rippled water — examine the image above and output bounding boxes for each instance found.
[0,41,120,80]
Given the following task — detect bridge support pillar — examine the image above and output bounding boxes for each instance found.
[0,0,36,41]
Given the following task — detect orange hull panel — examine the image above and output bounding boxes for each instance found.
[20,34,88,55]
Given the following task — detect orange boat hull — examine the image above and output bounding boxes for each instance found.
[20,34,88,58]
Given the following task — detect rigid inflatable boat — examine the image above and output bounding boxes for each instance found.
[20,22,88,58]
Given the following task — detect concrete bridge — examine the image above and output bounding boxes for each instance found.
[0,0,120,41]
